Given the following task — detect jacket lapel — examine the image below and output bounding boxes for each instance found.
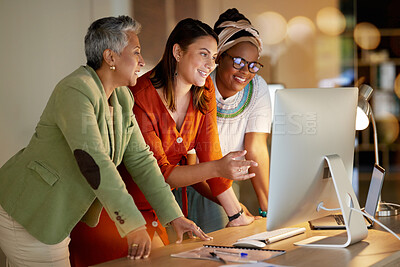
[109,91,123,165]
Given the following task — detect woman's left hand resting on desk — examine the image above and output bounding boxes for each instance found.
[127,217,211,259]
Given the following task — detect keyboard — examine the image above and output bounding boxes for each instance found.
[237,227,306,244]
[333,214,345,225]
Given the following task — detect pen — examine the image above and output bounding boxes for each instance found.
[214,249,248,258]
[209,252,227,264]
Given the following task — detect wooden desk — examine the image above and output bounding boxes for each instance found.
[94,216,400,267]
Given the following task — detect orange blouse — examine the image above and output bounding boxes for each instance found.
[128,71,232,211]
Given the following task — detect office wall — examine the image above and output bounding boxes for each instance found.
[0,0,133,166]
[0,0,88,166]
[0,0,132,264]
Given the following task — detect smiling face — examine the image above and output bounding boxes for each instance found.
[216,41,259,98]
[175,35,218,87]
[113,31,145,87]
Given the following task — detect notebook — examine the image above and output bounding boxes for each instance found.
[309,164,385,229]
[171,245,285,263]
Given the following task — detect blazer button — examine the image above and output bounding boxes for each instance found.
[120,219,125,224]
[176,137,183,144]
[152,221,158,227]
[117,216,122,220]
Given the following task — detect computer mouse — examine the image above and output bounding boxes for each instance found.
[233,239,266,248]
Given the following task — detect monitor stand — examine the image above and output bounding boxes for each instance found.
[294,154,368,248]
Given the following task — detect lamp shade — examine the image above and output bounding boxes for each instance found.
[356,84,373,130]
[356,106,370,130]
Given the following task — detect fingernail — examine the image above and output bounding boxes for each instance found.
[135,256,141,260]
[144,255,149,259]
[129,256,134,260]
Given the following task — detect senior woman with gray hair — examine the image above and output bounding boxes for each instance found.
[0,15,210,266]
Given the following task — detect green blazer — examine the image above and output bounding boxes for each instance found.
[0,66,183,245]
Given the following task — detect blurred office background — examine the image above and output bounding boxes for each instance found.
[1,0,400,265]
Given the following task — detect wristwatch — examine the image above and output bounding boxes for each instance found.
[228,208,244,222]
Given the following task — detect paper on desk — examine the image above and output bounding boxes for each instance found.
[171,246,285,263]
[222,263,292,267]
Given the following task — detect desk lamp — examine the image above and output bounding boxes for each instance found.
[356,84,398,216]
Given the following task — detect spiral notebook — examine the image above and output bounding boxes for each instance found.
[171,244,285,263]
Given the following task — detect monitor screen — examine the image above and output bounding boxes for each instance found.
[267,87,358,231]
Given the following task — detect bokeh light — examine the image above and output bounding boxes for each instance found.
[354,22,381,50]
[255,11,287,45]
[394,74,400,99]
[377,113,400,144]
[316,7,346,36]
[287,16,316,43]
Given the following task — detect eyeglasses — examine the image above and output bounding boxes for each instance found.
[224,52,263,73]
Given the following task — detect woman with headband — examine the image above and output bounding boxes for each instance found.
[212,8,272,218]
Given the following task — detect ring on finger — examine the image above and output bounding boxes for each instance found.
[237,168,242,172]
[131,243,139,247]
[196,226,200,231]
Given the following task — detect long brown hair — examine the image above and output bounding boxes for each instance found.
[150,18,218,114]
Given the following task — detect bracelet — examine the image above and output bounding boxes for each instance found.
[259,208,268,217]
[228,208,244,222]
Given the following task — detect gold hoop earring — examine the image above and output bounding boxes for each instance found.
[110,66,116,70]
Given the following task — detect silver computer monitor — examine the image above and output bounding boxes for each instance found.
[267,83,285,120]
[267,87,368,247]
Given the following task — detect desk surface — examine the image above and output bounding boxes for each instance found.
[94,216,400,267]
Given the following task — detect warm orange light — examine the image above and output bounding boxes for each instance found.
[377,112,400,144]
[287,16,316,43]
[316,7,346,36]
[255,12,287,45]
[354,22,381,50]
[394,74,400,99]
